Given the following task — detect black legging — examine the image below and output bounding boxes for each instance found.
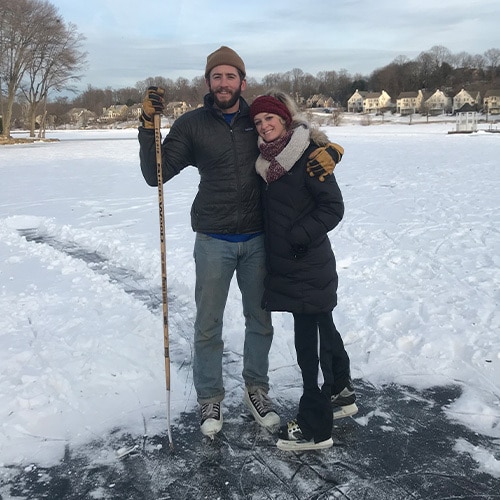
[293,312,351,442]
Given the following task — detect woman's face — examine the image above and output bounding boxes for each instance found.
[253,112,287,142]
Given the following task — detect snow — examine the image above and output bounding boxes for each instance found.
[0,119,499,479]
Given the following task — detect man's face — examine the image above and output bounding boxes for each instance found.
[207,64,247,112]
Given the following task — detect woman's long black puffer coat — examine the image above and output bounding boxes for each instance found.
[261,143,344,314]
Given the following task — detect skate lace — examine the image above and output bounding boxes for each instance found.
[201,402,220,422]
[249,388,273,416]
[283,419,303,441]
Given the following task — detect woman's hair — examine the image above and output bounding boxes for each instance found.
[262,89,329,146]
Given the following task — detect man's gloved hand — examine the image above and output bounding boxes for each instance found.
[140,86,165,129]
[306,142,344,181]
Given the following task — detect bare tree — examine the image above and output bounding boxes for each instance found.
[484,48,500,80]
[428,45,453,68]
[288,68,305,96]
[331,108,343,126]
[301,73,318,100]
[174,77,192,103]
[453,51,473,69]
[191,75,209,104]
[72,84,114,116]
[416,51,437,89]
[470,54,486,73]
[113,86,142,106]
[21,19,86,137]
[262,72,292,94]
[0,0,53,137]
[1,0,46,137]
[369,63,400,97]
[0,0,86,138]
[135,76,175,103]
[46,95,71,126]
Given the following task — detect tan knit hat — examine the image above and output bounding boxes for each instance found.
[205,46,246,78]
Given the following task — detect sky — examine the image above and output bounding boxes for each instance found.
[46,0,500,92]
[0,117,499,490]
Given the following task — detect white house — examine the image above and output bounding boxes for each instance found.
[347,90,392,114]
[422,89,452,115]
[362,90,392,113]
[101,104,129,122]
[347,90,367,113]
[453,89,481,113]
[483,89,500,114]
[396,92,419,115]
[66,107,97,127]
[165,101,192,119]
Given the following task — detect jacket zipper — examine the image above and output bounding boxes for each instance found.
[229,114,243,232]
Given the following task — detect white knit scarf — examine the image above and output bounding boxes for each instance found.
[255,124,310,183]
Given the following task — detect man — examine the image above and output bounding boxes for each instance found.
[138,46,337,438]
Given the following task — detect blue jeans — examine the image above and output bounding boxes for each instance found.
[193,233,274,404]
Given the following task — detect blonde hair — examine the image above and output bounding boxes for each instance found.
[263,89,329,146]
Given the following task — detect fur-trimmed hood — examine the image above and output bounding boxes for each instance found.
[291,118,330,147]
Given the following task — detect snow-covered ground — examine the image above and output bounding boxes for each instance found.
[0,119,499,479]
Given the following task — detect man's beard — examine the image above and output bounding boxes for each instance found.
[209,85,242,110]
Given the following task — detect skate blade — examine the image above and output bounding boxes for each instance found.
[276,437,333,452]
[116,444,140,459]
[333,402,358,420]
[201,430,219,442]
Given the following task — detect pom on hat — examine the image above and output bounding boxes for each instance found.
[249,95,293,127]
[205,46,246,78]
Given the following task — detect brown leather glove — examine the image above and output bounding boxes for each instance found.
[306,142,344,181]
[140,86,165,129]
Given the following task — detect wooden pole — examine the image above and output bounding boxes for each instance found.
[154,113,174,449]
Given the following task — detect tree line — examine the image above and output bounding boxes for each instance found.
[65,45,500,121]
[1,0,499,136]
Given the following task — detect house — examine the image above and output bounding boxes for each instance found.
[165,101,192,119]
[414,90,431,111]
[345,86,500,116]
[362,90,391,113]
[66,107,97,127]
[100,104,129,122]
[396,92,419,115]
[127,104,142,120]
[305,95,336,110]
[483,89,500,115]
[421,89,452,115]
[347,90,367,113]
[347,89,392,113]
[323,97,335,109]
[306,94,330,108]
[453,89,481,113]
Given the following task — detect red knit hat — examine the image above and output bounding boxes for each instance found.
[249,95,293,127]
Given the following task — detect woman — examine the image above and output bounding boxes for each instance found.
[249,91,357,451]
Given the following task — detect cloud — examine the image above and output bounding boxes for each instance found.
[49,0,500,90]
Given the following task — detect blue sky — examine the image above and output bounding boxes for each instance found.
[49,0,500,91]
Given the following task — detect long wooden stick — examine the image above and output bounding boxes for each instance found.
[153,113,174,449]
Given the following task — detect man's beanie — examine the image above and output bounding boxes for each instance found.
[249,95,293,127]
[205,46,246,78]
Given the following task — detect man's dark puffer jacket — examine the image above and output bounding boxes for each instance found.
[138,94,263,235]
